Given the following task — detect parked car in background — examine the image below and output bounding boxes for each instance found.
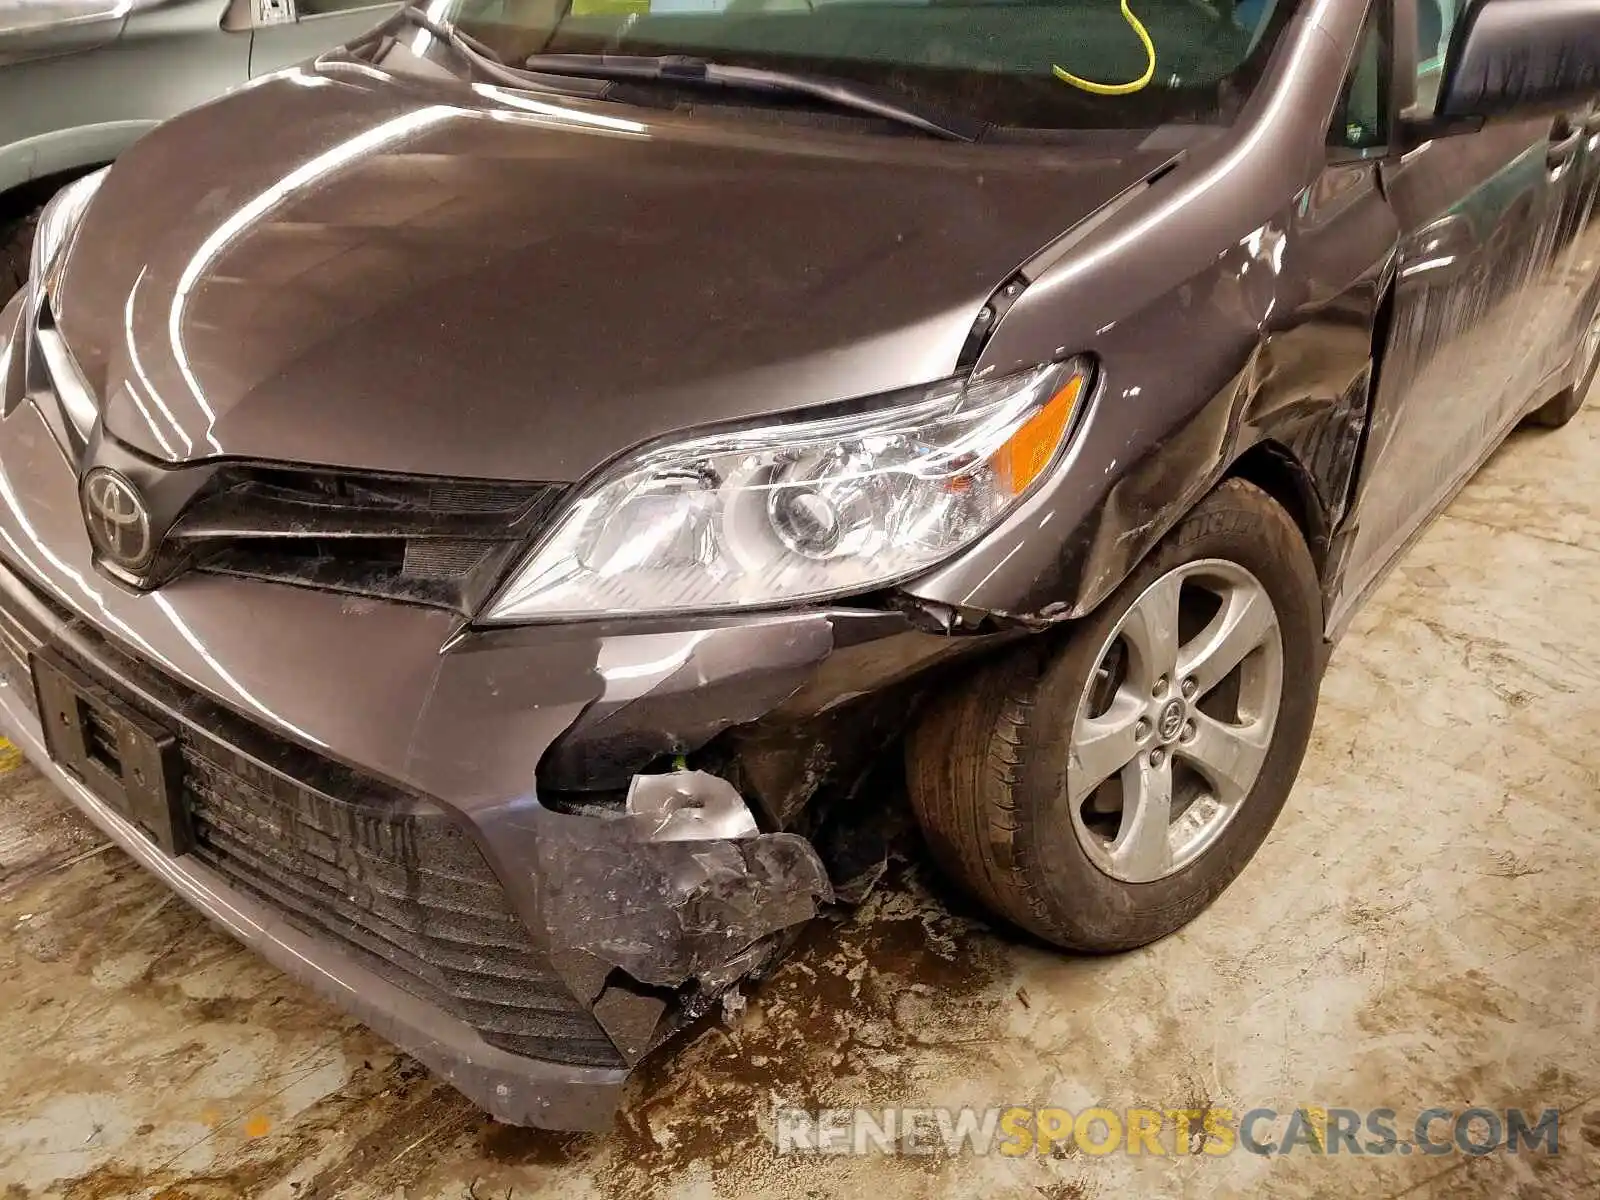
[0,0,397,299]
[1,0,1598,1131]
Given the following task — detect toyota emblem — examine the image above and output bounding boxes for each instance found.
[82,468,153,570]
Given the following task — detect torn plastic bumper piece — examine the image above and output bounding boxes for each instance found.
[489,616,1002,1086]
[624,768,761,841]
[536,771,833,1060]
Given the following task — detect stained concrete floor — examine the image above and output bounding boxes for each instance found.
[2,401,1600,1199]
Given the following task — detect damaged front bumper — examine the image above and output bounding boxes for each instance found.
[0,674,636,1129]
[0,316,1006,1123]
[0,550,957,1127]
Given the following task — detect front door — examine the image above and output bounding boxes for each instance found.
[1328,0,1585,629]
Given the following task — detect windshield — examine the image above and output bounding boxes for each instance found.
[423,0,1298,131]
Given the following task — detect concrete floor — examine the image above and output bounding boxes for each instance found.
[3,402,1600,1199]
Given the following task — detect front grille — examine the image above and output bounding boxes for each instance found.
[163,466,569,614]
[29,297,568,615]
[0,583,620,1068]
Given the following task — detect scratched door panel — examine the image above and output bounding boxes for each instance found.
[1334,116,1575,617]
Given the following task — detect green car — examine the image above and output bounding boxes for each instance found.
[0,0,397,299]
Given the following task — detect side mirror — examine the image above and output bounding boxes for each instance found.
[1435,0,1600,122]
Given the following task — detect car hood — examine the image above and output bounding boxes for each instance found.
[55,66,1175,482]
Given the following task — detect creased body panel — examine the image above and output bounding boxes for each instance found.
[901,1,1392,627]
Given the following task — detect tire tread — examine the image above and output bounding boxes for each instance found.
[907,478,1322,951]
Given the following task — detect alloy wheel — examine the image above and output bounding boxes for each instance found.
[1067,558,1285,884]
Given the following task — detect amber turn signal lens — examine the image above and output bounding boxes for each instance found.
[991,371,1085,495]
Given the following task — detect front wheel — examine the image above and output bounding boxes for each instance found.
[907,478,1323,952]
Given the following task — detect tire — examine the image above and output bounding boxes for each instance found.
[1527,305,1600,429]
[0,208,39,306]
[906,478,1322,952]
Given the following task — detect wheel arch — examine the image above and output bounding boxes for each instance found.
[0,120,155,225]
[0,163,108,229]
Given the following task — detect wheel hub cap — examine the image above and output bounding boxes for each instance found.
[1066,558,1286,884]
[1155,698,1187,743]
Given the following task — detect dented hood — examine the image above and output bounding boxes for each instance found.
[54,66,1174,482]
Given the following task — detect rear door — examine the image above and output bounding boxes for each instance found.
[1328,0,1586,629]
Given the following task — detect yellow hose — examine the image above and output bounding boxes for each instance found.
[1053,0,1156,95]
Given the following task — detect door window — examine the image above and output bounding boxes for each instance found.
[1413,0,1462,114]
[1329,1,1388,152]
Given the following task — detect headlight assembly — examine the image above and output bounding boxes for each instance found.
[30,167,109,290]
[482,358,1091,622]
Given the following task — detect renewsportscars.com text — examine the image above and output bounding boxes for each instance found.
[772,1104,1562,1158]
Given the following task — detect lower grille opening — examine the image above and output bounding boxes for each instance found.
[180,739,622,1066]
[33,620,622,1070]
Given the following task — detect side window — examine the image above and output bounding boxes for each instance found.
[1330,2,1389,152]
[1414,0,1463,114]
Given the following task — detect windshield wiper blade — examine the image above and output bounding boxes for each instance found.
[520,53,983,142]
[384,5,610,96]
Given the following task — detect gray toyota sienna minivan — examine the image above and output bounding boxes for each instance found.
[2,0,1597,1128]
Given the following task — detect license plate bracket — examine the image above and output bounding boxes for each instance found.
[30,648,191,856]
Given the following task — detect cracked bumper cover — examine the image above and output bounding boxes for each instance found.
[0,407,967,1132]
[0,684,634,1129]
[0,549,921,1127]
[0,690,832,1130]
[0,290,996,1127]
